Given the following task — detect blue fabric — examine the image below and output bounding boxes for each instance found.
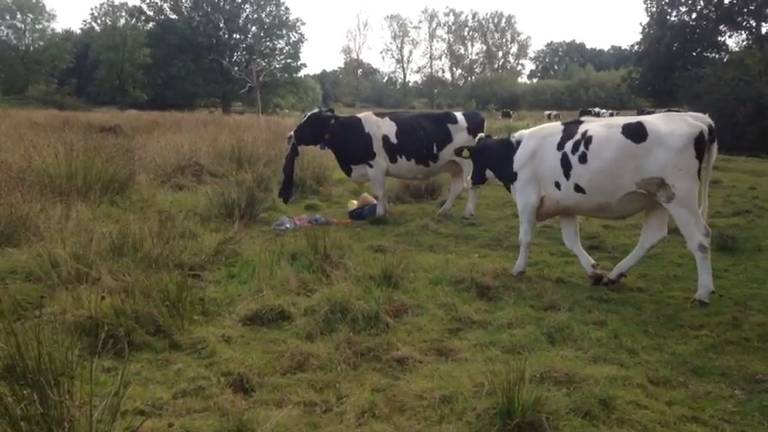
[348,204,378,221]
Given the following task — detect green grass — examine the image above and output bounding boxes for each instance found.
[1,110,767,431]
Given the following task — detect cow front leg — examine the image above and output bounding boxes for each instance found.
[606,205,669,284]
[512,201,537,276]
[370,173,388,217]
[559,216,602,284]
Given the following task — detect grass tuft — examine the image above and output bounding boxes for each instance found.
[491,360,549,432]
[240,304,293,328]
[0,320,131,432]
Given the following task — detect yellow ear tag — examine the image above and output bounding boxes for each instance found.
[461,148,471,158]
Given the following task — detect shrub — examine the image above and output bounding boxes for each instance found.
[206,174,275,225]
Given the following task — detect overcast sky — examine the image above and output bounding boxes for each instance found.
[49,0,648,74]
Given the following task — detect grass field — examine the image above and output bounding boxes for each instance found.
[0,109,766,431]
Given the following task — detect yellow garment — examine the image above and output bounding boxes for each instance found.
[347,200,359,211]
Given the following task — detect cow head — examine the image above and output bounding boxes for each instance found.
[287,107,336,148]
[279,107,336,204]
[455,133,521,190]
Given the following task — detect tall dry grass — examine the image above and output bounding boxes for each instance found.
[0,109,337,428]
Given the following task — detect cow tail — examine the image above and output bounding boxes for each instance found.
[699,130,718,223]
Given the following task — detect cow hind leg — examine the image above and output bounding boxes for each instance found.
[437,174,463,216]
[606,205,669,284]
[662,199,714,304]
[559,216,602,284]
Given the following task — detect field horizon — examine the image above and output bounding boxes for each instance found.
[0,108,766,431]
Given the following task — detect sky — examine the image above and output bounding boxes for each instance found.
[49,0,648,74]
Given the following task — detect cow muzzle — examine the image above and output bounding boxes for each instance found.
[286,132,295,146]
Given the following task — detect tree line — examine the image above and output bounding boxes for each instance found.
[0,0,766,153]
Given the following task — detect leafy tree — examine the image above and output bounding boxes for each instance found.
[528,40,634,81]
[723,0,767,49]
[144,18,211,109]
[0,0,55,94]
[632,0,728,104]
[418,7,441,108]
[83,0,149,106]
[476,11,530,76]
[242,0,305,115]
[142,0,304,114]
[383,13,418,98]
[441,8,481,85]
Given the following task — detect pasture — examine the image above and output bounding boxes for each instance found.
[0,109,766,431]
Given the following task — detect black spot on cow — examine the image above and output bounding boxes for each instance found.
[578,151,588,165]
[554,181,561,191]
[456,136,519,189]
[557,119,583,152]
[621,121,648,144]
[707,124,717,145]
[571,137,582,155]
[693,130,707,179]
[326,116,376,176]
[583,133,593,151]
[574,183,587,194]
[560,152,573,181]
[463,111,486,138]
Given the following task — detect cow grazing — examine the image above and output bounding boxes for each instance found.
[500,109,515,119]
[579,107,617,118]
[454,112,719,304]
[280,109,486,218]
[544,111,561,120]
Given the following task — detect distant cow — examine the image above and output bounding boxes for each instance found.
[579,107,616,118]
[500,109,515,119]
[454,112,718,304]
[637,108,656,116]
[544,111,561,120]
[280,109,486,218]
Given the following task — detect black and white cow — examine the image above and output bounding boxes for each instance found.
[579,107,616,118]
[454,112,719,304]
[637,108,656,116]
[279,109,486,217]
[544,111,561,120]
[500,109,515,119]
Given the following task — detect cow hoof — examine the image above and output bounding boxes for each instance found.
[588,271,606,286]
[602,273,627,286]
[511,270,525,278]
[461,213,474,220]
[690,297,711,308]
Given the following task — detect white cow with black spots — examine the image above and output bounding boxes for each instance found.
[455,112,719,304]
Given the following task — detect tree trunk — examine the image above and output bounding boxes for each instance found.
[221,91,232,114]
[255,83,263,117]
